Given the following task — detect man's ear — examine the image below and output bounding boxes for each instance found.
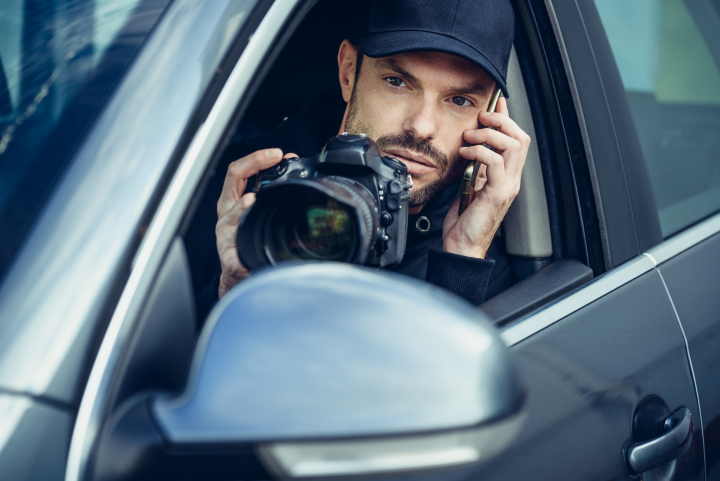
[338,39,358,103]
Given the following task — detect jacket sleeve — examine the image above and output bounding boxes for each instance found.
[425,249,495,306]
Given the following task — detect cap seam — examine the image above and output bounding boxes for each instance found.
[371,2,383,29]
[359,29,505,80]
[450,0,462,33]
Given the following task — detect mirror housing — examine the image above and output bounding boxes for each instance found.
[96,264,524,480]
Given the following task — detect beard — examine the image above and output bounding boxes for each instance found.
[344,86,467,207]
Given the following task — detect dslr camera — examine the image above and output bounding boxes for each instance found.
[237,133,412,271]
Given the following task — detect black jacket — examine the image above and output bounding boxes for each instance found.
[185,89,510,321]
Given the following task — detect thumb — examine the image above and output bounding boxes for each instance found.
[444,197,461,227]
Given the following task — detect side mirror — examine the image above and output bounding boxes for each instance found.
[94,264,524,480]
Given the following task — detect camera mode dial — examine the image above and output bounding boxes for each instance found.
[381,155,407,172]
[265,158,289,178]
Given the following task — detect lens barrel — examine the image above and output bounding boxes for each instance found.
[237,178,378,271]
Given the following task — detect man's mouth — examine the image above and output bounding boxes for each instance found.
[382,149,436,175]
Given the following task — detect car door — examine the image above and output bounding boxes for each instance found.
[464,0,706,479]
[588,0,720,477]
[62,1,323,480]
[0,1,176,478]
[56,1,709,481]
[0,0,273,479]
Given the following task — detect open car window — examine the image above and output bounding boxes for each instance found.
[177,0,598,330]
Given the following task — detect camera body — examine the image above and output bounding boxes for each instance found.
[238,134,412,271]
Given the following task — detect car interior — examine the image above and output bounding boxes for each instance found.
[184,0,595,326]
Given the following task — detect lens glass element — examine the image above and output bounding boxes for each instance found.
[274,192,356,262]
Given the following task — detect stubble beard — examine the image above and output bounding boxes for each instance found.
[344,84,466,207]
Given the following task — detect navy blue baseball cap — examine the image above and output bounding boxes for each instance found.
[357,0,515,97]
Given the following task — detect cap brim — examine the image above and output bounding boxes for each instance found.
[358,30,509,98]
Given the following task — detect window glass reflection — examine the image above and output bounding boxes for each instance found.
[595,0,720,237]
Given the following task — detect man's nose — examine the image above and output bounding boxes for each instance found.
[402,97,439,141]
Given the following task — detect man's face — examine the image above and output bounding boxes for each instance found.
[342,49,496,207]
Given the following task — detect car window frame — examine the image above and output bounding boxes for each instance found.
[495,0,654,339]
[504,0,720,348]
[538,0,665,268]
[64,1,321,479]
[548,0,667,259]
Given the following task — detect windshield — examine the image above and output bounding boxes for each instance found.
[0,0,171,278]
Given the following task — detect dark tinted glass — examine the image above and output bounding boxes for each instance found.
[595,0,720,237]
[0,0,171,277]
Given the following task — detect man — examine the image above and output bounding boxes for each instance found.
[187,0,530,320]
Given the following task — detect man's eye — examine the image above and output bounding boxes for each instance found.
[451,96,471,107]
[386,77,406,87]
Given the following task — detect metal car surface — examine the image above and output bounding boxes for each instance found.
[0,0,717,480]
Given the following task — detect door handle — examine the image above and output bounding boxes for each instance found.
[627,407,693,475]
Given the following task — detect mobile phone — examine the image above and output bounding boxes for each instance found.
[458,85,502,216]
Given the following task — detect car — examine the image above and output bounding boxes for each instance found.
[0,0,718,479]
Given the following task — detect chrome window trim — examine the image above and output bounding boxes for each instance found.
[500,255,654,346]
[646,214,720,266]
[64,2,301,480]
[501,212,720,347]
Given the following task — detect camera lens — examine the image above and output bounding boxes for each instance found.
[273,192,357,262]
[237,178,377,271]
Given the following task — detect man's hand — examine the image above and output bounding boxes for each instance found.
[442,97,531,259]
[216,148,294,298]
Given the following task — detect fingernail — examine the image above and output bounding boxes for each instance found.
[459,146,468,151]
[464,130,475,135]
[267,148,282,158]
[481,111,492,116]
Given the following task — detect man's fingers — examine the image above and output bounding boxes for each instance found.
[218,149,283,216]
[495,96,508,116]
[459,145,506,188]
[241,192,256,210]
[479,109,528,147]
[215,149,278,296]
[229,148,283,184]
[476,99,531,181]
[473,163,488,191]
[284,152,299,159]
[463,128,521,152]
[219,192,256,231]
[445,196,460,227]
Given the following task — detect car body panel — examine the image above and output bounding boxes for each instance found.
[0,0,253,405]
[658,231,720,478]
[0,0,715,479]
[0,0,262,479]
[64,2,304,479]
[0,394,73,481]
[478,269,704,479]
